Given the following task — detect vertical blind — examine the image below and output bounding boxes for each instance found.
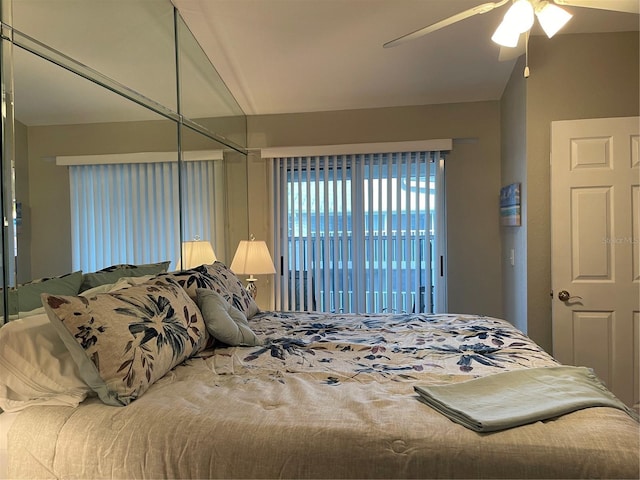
[273,151,443,314]
[69,159,222,272]
[180,159,226,253]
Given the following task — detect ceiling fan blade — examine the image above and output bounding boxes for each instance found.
[498,36,527,61]
[383,0,511,48]
[553,0,639,14]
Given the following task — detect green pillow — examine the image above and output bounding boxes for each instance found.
[4,271,83,315]
[79,261,170,292]
[196,288,261,347]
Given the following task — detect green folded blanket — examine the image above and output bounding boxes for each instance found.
[414,365,638,432]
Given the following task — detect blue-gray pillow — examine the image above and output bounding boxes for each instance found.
[196,288,260,347]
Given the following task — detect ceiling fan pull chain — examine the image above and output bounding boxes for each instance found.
[524,30,531,78]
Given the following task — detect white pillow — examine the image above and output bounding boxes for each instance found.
[0,314,92,412]
[8,306,45,321]
[79,274,156,297]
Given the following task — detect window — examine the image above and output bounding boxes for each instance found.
[69,157,224,272]
[273,151,446,314]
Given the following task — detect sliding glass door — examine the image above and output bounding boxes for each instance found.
[273,151,447,314]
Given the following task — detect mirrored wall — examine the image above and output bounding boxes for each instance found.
[0,0,249,322]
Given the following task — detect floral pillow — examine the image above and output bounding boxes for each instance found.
[200,262,259,319]
[158,269,221,300]
[41,277,208,406]
[159,262,259,319]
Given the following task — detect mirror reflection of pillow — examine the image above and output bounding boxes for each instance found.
[78,261,170,293]
[196,288,261,347]
[78,275,157,299]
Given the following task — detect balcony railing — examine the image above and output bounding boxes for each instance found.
[281,231,434,314]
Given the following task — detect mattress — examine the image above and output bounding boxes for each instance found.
[7,311,640,479]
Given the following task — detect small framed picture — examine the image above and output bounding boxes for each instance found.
[500,183,521,226]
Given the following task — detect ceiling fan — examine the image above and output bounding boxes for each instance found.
[383,0,639,59]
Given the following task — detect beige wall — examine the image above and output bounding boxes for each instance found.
[500,56,528,333]
[245,150,275,309]
[501,31,640,352]
[247,101,504,317]
[223,150,250,265]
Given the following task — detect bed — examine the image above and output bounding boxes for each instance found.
[1,262,638,479]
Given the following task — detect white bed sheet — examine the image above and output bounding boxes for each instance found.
[0,412,19,480]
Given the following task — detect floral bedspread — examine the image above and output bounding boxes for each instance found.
[203,311,557,386]
[11,312,640,480]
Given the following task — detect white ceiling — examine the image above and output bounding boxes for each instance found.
[8,0,639,126]
[173,0,639,116]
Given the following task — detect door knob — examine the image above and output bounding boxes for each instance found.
[558,290,582,302]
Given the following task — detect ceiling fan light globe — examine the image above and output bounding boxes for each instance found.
[504,0,535,33]
[491,21,521,47]
[536,2,573,38]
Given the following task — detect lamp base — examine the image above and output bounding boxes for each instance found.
[245,278,258,299]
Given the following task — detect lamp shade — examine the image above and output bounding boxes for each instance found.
[491,20,521,47]
[230,240,276,276]
[181,240,217,270]
[536,2,572,38]
[491,0,534,48]
[504,0,535,34]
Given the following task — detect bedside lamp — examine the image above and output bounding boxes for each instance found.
[230,237,276,299]
[180,238,217,270]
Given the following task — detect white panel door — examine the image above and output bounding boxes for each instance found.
[551,116,640,409]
